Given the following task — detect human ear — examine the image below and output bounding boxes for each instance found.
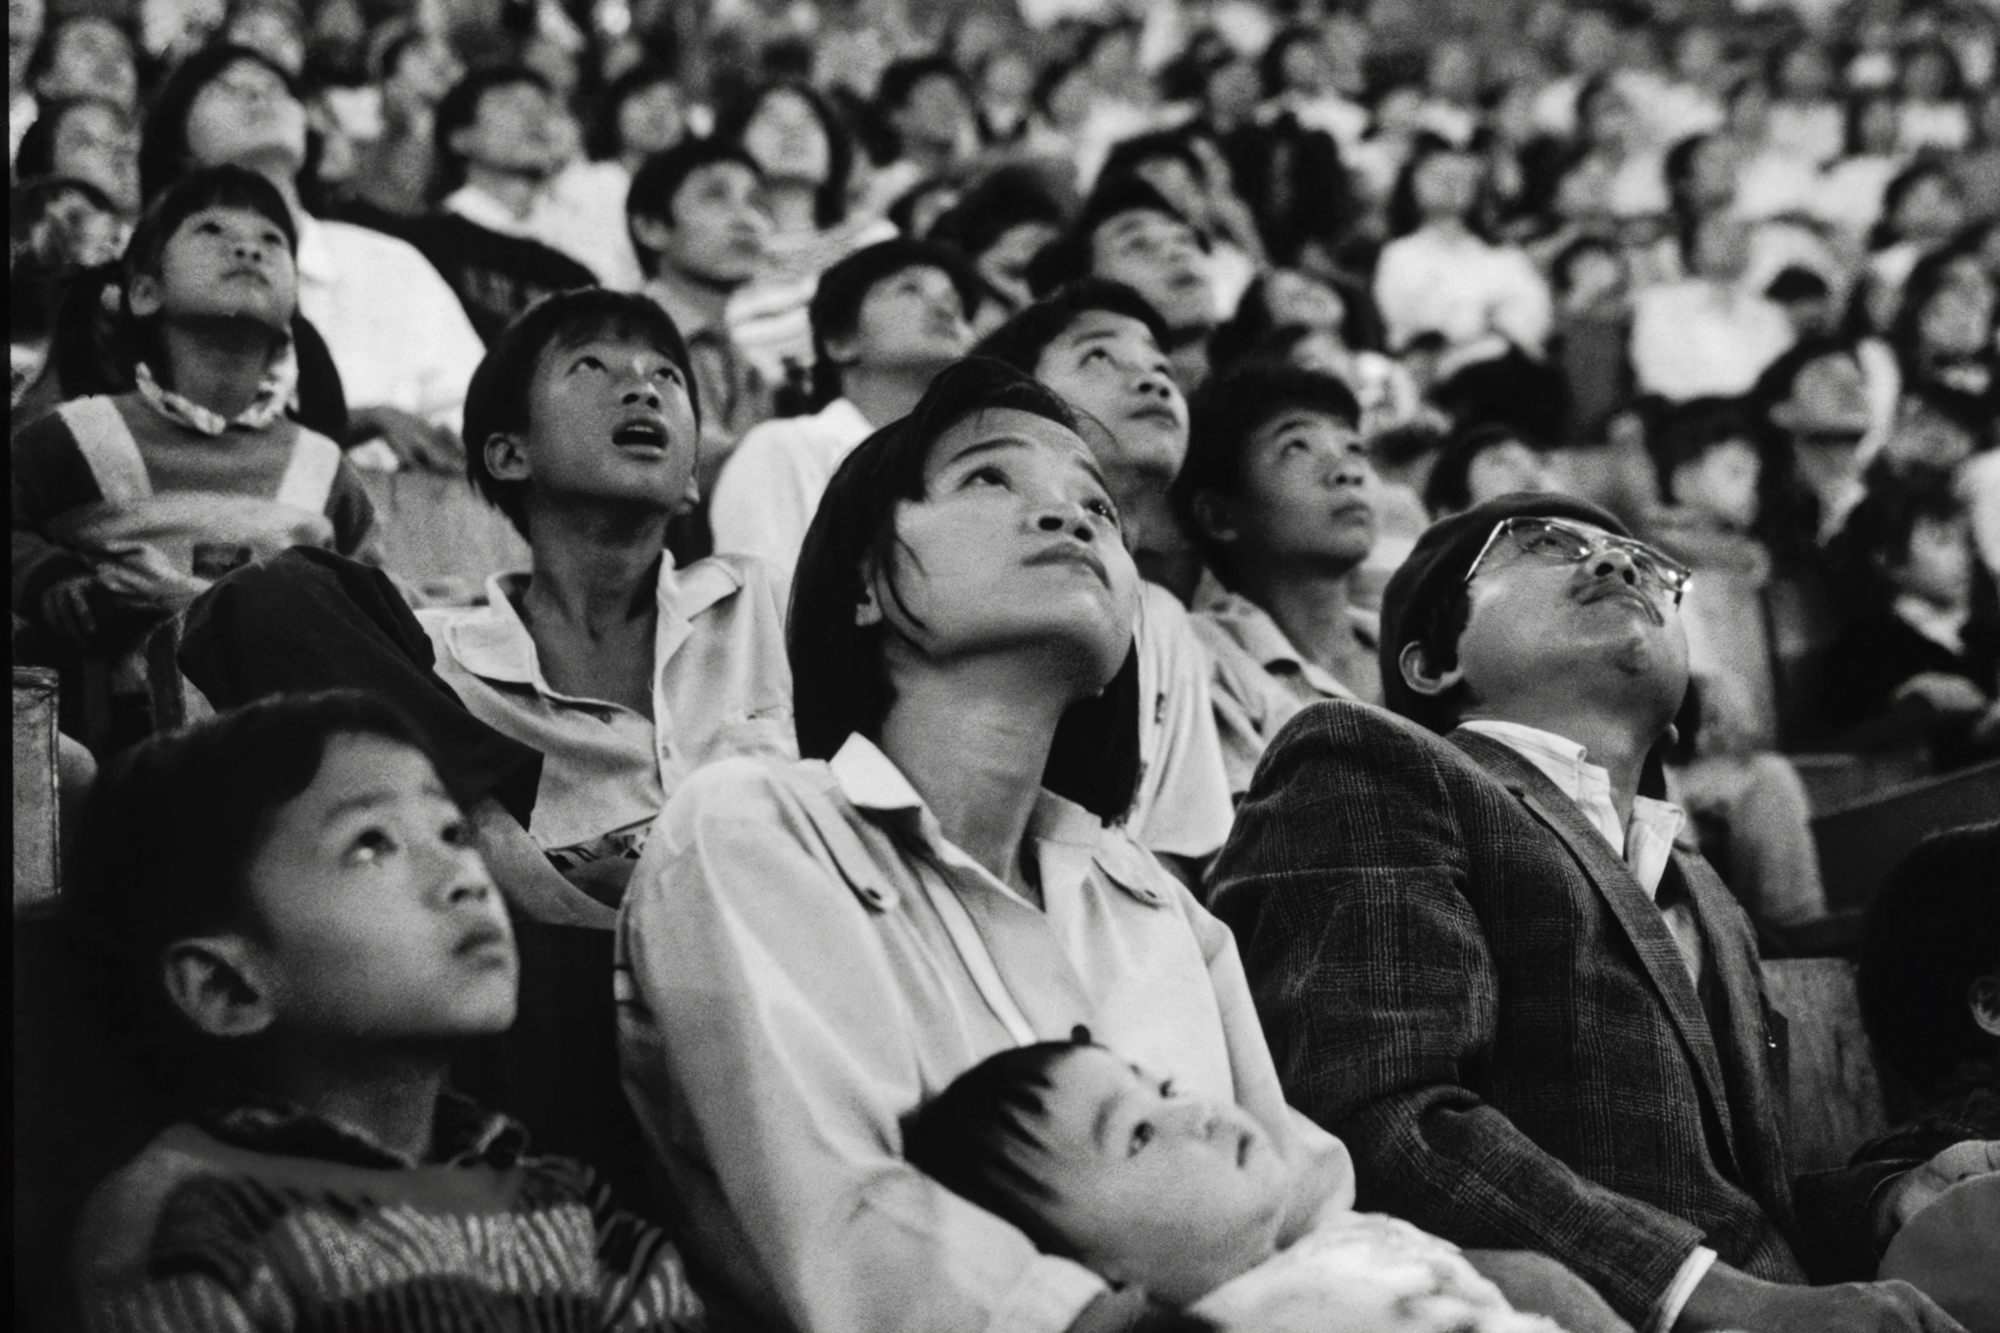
[1970,974,2000,1038]
[161,936,276,1039]
[1190,490,1239,548]
[822,327,863,369]
[126,271,164,320]
[484,432,531,484]
[1398,641,1466,698]
[630,214,675,256]
[854,567,885,627]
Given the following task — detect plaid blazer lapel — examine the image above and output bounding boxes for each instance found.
[1448,729,1741,1172]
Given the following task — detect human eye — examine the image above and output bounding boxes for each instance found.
[571,353,606,373]
[962,463,1008,488]
[1085,494,1120,525]
[346,827,397,865]
[1279,434,1310,456]
[650,361,684,386]
[1128,1120,1154,1155]
[1159,1078,1176,1098]
[440,815,471,847]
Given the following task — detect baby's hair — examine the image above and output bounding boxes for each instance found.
[902,1029,1096,1256]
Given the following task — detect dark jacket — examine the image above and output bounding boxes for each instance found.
[1209,701,1809,1322]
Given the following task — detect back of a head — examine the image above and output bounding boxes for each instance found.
[70,691,429,1060]
[1860,821,2000,1094]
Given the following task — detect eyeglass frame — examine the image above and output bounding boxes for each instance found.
[1462,515,1692,607]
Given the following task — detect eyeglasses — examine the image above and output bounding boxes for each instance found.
[1463,516,1692,606]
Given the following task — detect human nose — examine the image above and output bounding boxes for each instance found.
[426,836,498,910]
[1131,362,1177,404]
[1585,543,1641,586]
[1034,497,1100,543]
[619,366,663,407]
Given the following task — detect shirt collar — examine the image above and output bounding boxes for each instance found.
[133,350,299,436]
[1195,588,1368,702]
[825,733,1165,907]
[818,396,875,440]
[1459,718,1686,899]
[196,1083,527,1171]
[443,184,536,237]
[443,557,743,696]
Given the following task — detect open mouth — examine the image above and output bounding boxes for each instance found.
[612,420,669,454]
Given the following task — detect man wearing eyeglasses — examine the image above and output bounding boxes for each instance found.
[1211,494,1978,1333]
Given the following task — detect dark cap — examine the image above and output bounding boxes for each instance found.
[1379,491,1630,732]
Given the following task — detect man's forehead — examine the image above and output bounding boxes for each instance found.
[1055,309,1158,351]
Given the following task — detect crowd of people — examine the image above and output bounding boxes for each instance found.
[9,0,2000,1328]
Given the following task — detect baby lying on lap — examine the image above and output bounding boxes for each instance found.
[904,1036,1568,1333]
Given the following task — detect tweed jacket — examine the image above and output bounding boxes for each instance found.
[1208,700,1809,1323]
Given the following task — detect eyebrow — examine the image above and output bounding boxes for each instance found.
[322,781,453,824]
[943,434,1112,491]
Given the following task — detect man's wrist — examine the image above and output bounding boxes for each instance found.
[1648,1246,1716,1333]
[1670,1258,1768,1332]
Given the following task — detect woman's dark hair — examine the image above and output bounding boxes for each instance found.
[1423,421,1531,517]
[1097,130,1208,196]
[1385,133,1485,240]
[1827,460,1966,604]
[14,95,133,186]
[1859,821,2000,1093]
[713,78,855,230]
[1650,396,1758,504]
[970,277,1170,375]
[1258,24,1323,100]
[431,65,552,192]
[1899,36,1967,102]
[1888,243,1992,379]
[926,164,1069,264]
[1175,364,1361,582]
[788,356,1141,822]
[876,54,973,124]
[589,61,680,162]
[901,1035,1097,1258]
[67,690,435,1059]
[464,288,696,539]
[1870,160,1959,252]
[138,43,304,204]
[804,238,982,409]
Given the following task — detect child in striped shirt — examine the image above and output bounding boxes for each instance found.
[65,690,704,1332]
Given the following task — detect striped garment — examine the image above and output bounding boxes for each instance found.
[70,1090,705,1332]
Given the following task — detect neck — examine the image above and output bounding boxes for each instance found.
[519,502,669,635]
[1236,562,1359,672]
[158,320,281,420]
[1427,215,1470,238]
[876,654,1072,898]
[765,180,819,234]
[646,263,735,335]
[254,1046,448,1163]
[463,163,543,220]
[1468,699,1660,824]
[841,364,934,428]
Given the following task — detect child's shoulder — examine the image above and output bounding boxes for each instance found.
[69,1122,257,1284]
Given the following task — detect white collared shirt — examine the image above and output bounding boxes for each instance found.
[293,215,486,430]
[1629,279,1796,403]
[1459,718,1716,1333]
[708,396,876,600]
[1371,226,1553,356]
[616,732,1325,1333]
[416,553,793,868]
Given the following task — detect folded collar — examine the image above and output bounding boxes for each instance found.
[196,1083,526,1171]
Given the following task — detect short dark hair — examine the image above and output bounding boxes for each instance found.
[1176,364,1360,577]
[788,356,1141,821]
[589,61,679,161]
[901,1036,1094,1257]
[970,278,1170,374]
[625,136,763,276]
[805,237,981,406]
[1765,265,1829,305]
[124,163,297,280]
[1747,333,1860,416]
[68,691,433,1053]
[713,78,855,230]
[1379,492,1633,732]
[1027,176,1201,299]
[13,95,133,184]
[1258,24,1323,98]
[1097,130,1208,195]
[1859,821,2000,1092]
[1550,234,1622,296]
[1386,134,1484,241]
[1652,396,1758,503]
[139,44,304,204]
[1829,461,1965,600]
[1871,160,1959,251]
[1422,422,1532,518]
[464,288,696,539]
[925,164,1068,263]
[433,65,551,182]
[876,54,971,116]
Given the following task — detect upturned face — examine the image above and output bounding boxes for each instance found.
[490,331,699,522]
[828,264,973,375]
[131,204,298,334]
[742,88,831,188]
[184,57,308,176]
[862,407,1138,699]
[649,160,769,286]
[1212,408,1378,576]
[1031,309,1188,479]
[1088,209,1211,331]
